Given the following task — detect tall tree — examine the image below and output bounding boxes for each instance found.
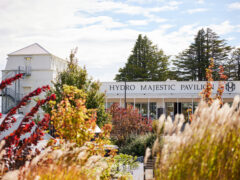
[115,34,169,81]
[173,48,197,80]
[43,50,110,127]
[227,48,240,80]
[173,28,232,80]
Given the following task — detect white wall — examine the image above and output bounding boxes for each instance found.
[51,55,68,72]
[5,55,52,70]
[20,70,54,114]
[3,54,67,115]
[100,81,240,99]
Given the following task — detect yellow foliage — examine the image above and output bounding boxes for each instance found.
[50,85,96,146]
[13,85,116,179]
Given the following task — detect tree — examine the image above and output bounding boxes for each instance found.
[115,34,169,81]
[226,48,240,80]
[50,85,112,149]
[43,50,110,128]
[173,28,232,80]
[50,85,96,145]
[172,48,197,80]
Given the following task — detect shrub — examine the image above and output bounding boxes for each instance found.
[117,133,156,157]
[108,103,152,142]
[50,85,113,155]
[0,73,56,170]
[111,153,139,179]
[50,85,96,146]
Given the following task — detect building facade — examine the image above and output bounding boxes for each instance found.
[100,81,239,120]
[2,43,68,114]
[2,43,239,121]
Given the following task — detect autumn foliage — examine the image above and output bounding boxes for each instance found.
[108,103,152,140]
[201,58,228,105]
[50,85,96,146]
[0,74,23,90]
[50,85,113,155]
[0,73,56,170]
[14,85,115,179]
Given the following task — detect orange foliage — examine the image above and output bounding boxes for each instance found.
[201,58,228,106]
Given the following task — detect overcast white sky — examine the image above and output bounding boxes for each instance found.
[1,0,240,81]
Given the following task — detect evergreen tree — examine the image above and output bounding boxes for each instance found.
[115,34,169,81]
[228,48,240,80]
[43,50,110,127]
[173,48,197,80]
[173,28,232,80]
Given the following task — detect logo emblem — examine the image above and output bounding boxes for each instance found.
[225,82,235,92]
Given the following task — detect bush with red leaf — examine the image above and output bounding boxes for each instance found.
[0,73,23,90]
[0,73,55,170]
[108,103,152,141]
[0,73,23,119]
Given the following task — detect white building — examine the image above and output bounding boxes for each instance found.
[2,43,239,121]
[1,43,68,114]
[100,81,239,120]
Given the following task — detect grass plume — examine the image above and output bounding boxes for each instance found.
[154,96,240,180]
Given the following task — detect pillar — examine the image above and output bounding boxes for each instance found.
[134,98,135,109]
[147,98,150,120]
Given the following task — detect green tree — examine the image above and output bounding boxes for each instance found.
[43,50,110,127]
[115,34,169,81]
[172,48,197,80]
[173,28,232,80]
[227,48,240,80]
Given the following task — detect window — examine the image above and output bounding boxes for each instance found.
[166,102,174,118]
[25,57,32,61]
[135,102,156,119]
[182,102,192,121]
[24,57,32,75]
[24,56,32,66]
[150,102,157,119]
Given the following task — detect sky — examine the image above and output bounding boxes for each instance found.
[0,0,240,82]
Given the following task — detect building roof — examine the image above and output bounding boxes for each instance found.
[8,43,50,56]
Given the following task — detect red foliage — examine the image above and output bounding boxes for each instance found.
[108,103,152,140]
[4,94,56,147]
[0,73,23,90]
[0,73,23,119]
[2,94,55,169]
[0,85,51,132]
[0,73,54,170]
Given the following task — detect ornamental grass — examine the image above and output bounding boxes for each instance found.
[2,142,113,180]
[153,96,240,180]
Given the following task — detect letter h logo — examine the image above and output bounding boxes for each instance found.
[225,82,235,92]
